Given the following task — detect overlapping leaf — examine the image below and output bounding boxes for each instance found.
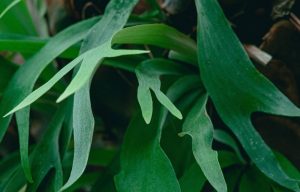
[274,152,300,180]
[0,34,80,59]
[179,151,241,192]
[0,152,22,191]
[0,16,99,182]
[196,0,300,190]
[26,103,67,191]
[5,41,147,116]
[0,103,67,192]
[1,0,297,191]
[60,0,140,190]
[239,167,272,192]
[179,94,227,192]
[136,59,188,124]
[113,24,197,65]
[158,75,202,128]
[57,47,148,103]
[116,75,203,191]
[0,23,197,62]
[214,129,246,163]
[115,112,181,192]
[158,76,202,177]
[2,6,197,190]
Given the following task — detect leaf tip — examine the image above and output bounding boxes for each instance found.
[145,117,151,124]
[173,110,183,120]
[178,112,183,120]
[3,111,13,118]
[56,96,65,103]
[56,91,72,103]
[140,107,152,124]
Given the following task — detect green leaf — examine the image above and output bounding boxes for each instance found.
[113,24,197,65]
[1,103,67,192]
[0,57,17,95]
[26,0,48,37]
[179,94,227,192]
[159,75,202,127]
[115,113,181,192]
[179,162,206,192]
[116,76,200,192]
[214,129,246,163]
[0,16,98,182]
[275,152,300,180]
[60,0,140,191]
[239,167,272,192]
[64,173,99,192]
[0,0,36,35]
[196,0,300,190]
[0,34,80,59]
[26,102,67,192]
[0,0,21,19]
[115,67,197,192]
[57,47,148,103]
[159,76,202,177]
[136,59,187,123]
[0,16,98,133]
[0,151,20,188]
[224,166,243,192]
[179,151,240,192]
[0,166,27,192]
[4,42,147,116]
[0,23,196,62]
[3,55,82,117]
[15,108,32,182]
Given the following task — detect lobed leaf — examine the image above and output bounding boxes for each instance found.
[136,59,188,123]
[57,47,148,103]
[158,75,202,128]
[0,16,99,182]
[116,76,201,191]
[113,24,197,65]
[115,113,181,192]
[4,41,148,116]
[0,23,196,62]
[196,0,300,190]
[60,0,140,190]
[179,94,227,192]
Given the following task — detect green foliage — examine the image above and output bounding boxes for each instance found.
[136,58,185,124]
[196,0,300,190]
[0,0,299,191]
[180,95,226,191]
[0,0,21,19]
